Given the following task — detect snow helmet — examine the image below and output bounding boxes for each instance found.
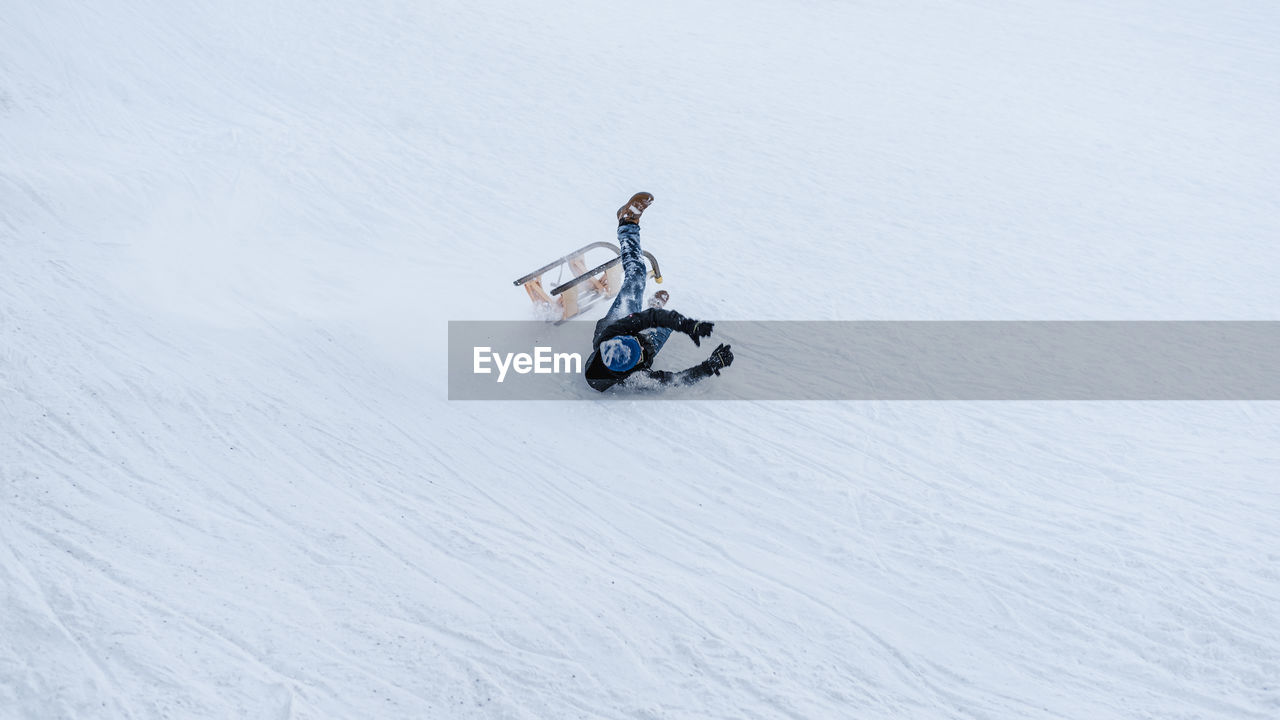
[600,336,643,372]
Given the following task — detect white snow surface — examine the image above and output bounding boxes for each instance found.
[4,1,1280,718]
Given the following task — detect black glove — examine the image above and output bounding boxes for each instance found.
[679,318,715,347]
[704,343,733,376]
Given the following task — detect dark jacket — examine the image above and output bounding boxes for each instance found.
[584,308,716,392]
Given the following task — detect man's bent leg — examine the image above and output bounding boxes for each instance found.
[640,327,674,356]
[601,223,647,323]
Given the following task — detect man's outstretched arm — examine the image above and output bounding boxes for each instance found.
[599,308,687,338]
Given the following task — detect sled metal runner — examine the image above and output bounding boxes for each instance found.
[514,242,663,324]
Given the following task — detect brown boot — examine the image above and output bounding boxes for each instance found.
[647,290,669,309]
[617,192,654,225]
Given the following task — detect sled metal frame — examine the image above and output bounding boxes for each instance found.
[514,242,663,324]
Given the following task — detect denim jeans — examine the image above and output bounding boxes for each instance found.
[602,223,673,355]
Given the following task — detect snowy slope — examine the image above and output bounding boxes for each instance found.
[3,1,1280,718]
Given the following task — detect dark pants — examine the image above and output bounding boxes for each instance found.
[603,223,673,353]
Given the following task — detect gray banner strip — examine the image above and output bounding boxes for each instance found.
[448,321,1280,400]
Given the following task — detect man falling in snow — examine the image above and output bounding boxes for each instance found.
[584,192,734,392]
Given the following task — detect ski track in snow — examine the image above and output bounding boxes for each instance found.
[3,0,1280,718]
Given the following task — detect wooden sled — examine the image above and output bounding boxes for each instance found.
[513,242,663,324]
